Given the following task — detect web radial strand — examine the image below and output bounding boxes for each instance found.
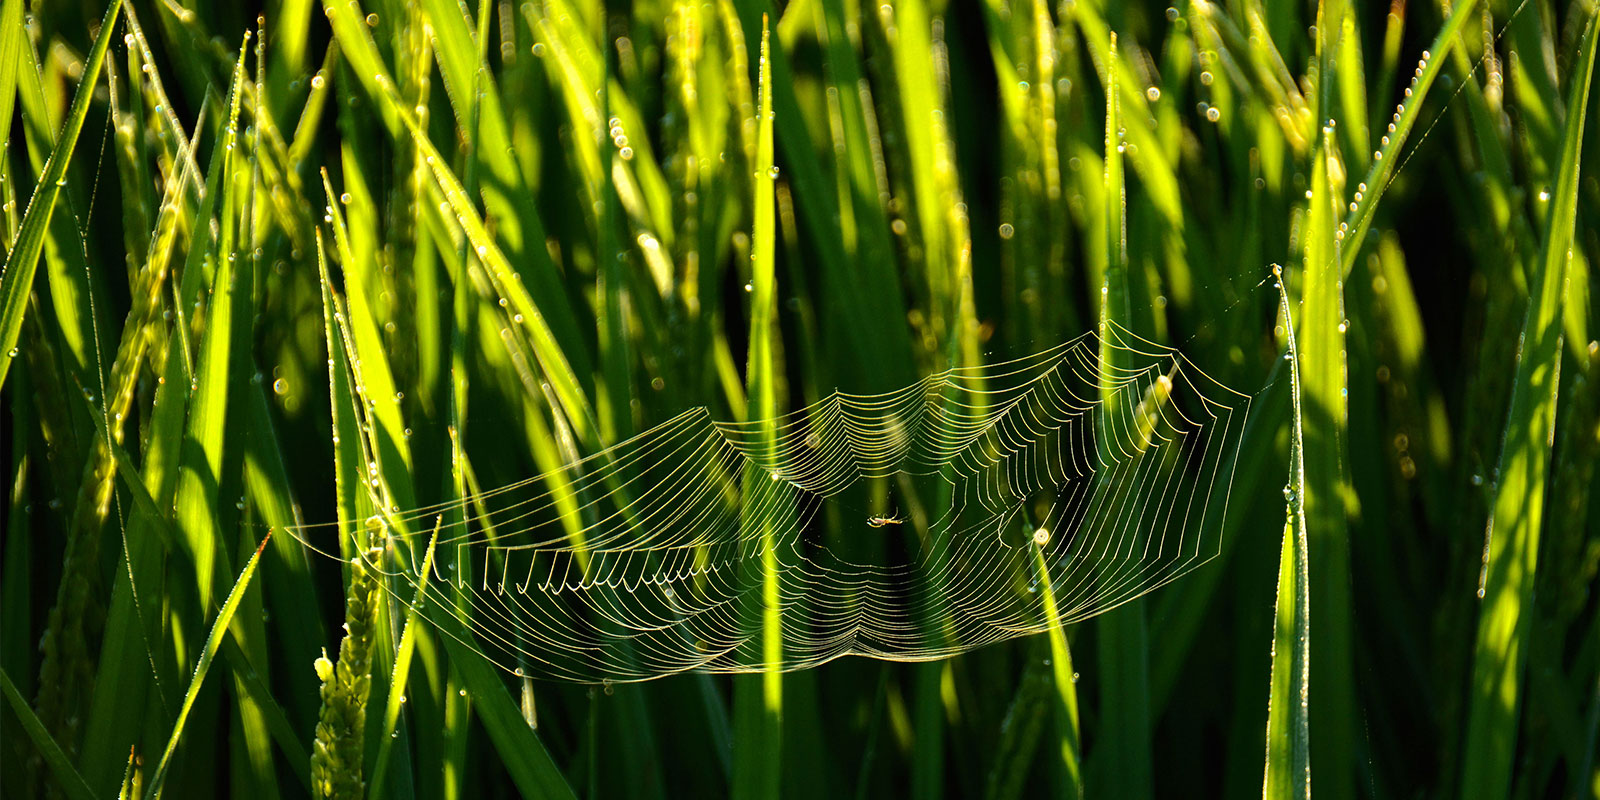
[288,325,1252,682]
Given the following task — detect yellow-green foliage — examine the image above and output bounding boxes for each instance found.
[2,1,1596,799]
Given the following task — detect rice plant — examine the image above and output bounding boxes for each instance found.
[1,0,1596,797]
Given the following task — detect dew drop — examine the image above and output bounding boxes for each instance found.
[998,223,1015,239]
[1146,86,1161,102]
[272,378,288,394]
[1206,106,1221,122]
[744,282,754,293]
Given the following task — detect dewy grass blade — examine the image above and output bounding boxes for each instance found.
[1463,10,1598,800]
[1299,107,1357,800]
[320,165,415,512]
[0,0,122,390]
[143,533,273,800]
[1340,0,1475,273]
[733,17,783,800]
[1030,545,1083,797]
[326,0,596,412]
[1263,265,1311,800]
[1093,33,1153,799]
[369,524,440,800]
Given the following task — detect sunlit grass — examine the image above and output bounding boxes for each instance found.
[2,0,1596,798]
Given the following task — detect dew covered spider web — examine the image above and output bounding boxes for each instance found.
[286,323,1250,683]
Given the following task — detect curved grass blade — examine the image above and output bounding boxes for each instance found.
[143,533,273,800]
[1462,10,1598,800]
[1340,0,1475,273]
[0,0,122,390]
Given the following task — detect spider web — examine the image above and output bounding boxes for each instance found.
[287,323,1250,682]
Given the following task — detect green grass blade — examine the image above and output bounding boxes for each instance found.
[1091,32,1153,800]
[1340,0,1474,273]
[324,0,596,422]
[368,525,439,799]
[0,0,122,390]
[143,533,273,800]
[426,610,578,800]
[1462,10,1598,800]
[1263,265,1310,800]
[1031,545,1083,797]
[733,16,783,800]
[1300,3,1357,789]
[1300,140,1358,797]
[0,0,24,143]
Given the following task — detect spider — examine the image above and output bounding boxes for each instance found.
[866,510,906,528]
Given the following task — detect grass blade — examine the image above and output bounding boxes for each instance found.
[732,16,783,800]
[0,0,24,141]
[1462,10,1598,800]
[0,0,122,390]
[1092,32,1153,800]
[1300,5,1357,789]
[143,533,273,800]
[1263,265,1310,799]
[1340,0,1474,272]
